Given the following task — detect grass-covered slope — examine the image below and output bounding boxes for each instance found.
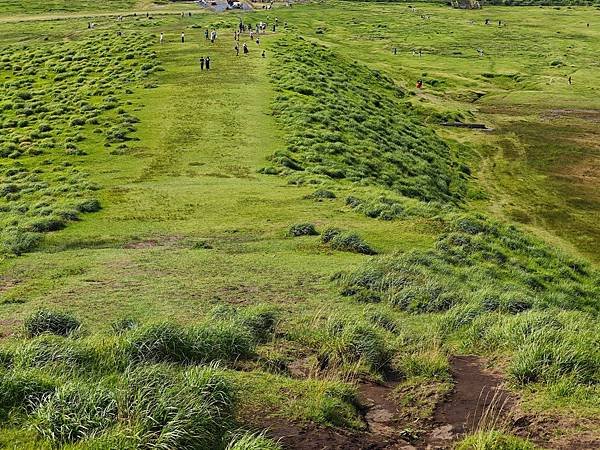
[339,212,600,394]
[267,36,467,203]
[0,33,159,255]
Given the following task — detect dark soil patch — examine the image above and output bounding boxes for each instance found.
[123,236,182,249]
[421,355,514,448]
[260,414,415,450]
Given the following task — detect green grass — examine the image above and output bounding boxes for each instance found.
[0,1,598,447]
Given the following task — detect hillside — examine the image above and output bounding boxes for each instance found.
[0,2,599,449]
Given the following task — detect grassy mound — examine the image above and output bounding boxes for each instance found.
[269,36,466,203]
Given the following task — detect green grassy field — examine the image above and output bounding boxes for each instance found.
[0,1,599,449]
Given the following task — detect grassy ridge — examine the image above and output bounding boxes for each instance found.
[267,36,467,203]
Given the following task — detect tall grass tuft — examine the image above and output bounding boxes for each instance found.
[24,309,81,337]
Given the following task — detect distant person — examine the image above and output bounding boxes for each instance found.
[211,30,216,43]
[273,24,276,32]
[419,49,422,57]
[235,44,240,56]
[205,56,211,70]
[393,47,397,55]
[256,38,260,45]
[181,32,185,43]
[200,57,205,70]
[243,43,249,54]
[88,22,91,29]
[205,29,209,40]
[160,32,164,44]
[262,50,266,58]
[416,79,423,89]
[568,76,572,85]
[485,18,489,25]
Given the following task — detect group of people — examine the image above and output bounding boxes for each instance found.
[199,56,211,70]
[157,17,279,72]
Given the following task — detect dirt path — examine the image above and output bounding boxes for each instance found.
[261,356,514,450]
[421,355,514,449]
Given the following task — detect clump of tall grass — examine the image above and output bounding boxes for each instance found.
[118,364,235,449]
[321,227,377,255]
[24,309,81,337]
[318,318,390,374]
[0,369,56,419]
[125,321,255,365]
[31,381,118,444]
[455,430,538,450]
[225,431,282,450]
[288,222,318,237]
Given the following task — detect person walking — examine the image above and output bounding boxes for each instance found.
[200,57,205,70]
[243,43,249,54]
[235,44,240,56]
[181,32,185,43]
[160,32,164,44]
[262,50,266,58]
[205,56,211,70]
[568,76,572,85]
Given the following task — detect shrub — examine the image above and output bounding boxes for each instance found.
[24,310,81,337]
[288,223,318,237]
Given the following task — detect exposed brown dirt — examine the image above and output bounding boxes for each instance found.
[0,277,20,293]
[420,355,514,449]
[123,235,182,249]
[257,356,600,449]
